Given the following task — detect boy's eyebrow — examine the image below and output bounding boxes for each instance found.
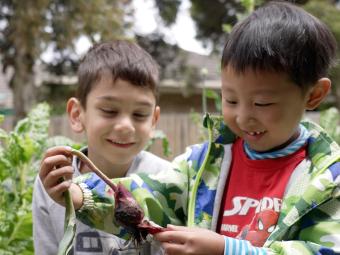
[222,86,279,95]
[96,95,154,107]
[252,89,278,95]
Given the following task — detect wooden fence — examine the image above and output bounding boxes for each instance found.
[1,111,321,161]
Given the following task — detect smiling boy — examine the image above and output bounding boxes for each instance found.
[33,40,171,255]
[39,2,340,255]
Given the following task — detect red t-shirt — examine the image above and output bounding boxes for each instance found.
[217,138,306,246]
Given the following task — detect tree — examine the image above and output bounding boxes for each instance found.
[154,0,311,51]
[136,33,180,79]
[153,0,245,51]
[302,0,340,110]
[0,0,132,119]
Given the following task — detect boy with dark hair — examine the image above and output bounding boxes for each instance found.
[39,1,340,254]
[33,40,171,254]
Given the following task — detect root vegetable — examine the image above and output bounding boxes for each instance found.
[70,149,165,244]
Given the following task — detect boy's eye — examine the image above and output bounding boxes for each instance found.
[133,113,149,119]
[226,100,237,105]
[254,103,274,107]
[100,108,117,114]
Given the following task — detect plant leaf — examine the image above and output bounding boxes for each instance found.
[58,190,76,255]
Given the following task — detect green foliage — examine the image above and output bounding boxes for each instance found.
[154,0,181,26]
[146,130,172,157]
[0,103,82,254]
[319,107,340,144]
[303,0,340,110]
[189,0,242,50]
[58,189,76,255]
[205,89,221,113]
[0,103,50,254]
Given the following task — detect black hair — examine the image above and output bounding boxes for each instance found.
[222,1,337,90]
[77,40,159,107]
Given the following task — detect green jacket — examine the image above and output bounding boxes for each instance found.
[75,115,340,254]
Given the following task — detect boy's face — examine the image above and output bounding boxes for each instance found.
[221,66,310,152]
[74,75,159,175]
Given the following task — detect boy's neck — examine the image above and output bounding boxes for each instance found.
[264,128,300,153]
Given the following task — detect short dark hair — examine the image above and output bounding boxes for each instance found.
[77,40,159,107]
[221,1,337,90]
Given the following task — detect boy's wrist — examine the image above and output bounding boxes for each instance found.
[69,183,85,210]
[75,182,94,211]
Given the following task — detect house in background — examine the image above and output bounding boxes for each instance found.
[159,50,221,114]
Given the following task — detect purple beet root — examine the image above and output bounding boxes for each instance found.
[71,150,166,245]
[114,183,146,242]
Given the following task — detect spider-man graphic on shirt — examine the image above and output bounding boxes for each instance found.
[236,209,280,247]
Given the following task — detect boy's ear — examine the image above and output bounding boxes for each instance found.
[150,106,160,139]
[151,106,160,128]
[67,97,85,133]
[305,78,331,110]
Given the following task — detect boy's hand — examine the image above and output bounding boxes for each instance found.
[39,146,82,208]
[154,225,225,255]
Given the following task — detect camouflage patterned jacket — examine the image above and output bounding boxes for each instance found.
[75,115,340,254]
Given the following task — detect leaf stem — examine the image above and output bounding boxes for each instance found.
[70,149,117,193]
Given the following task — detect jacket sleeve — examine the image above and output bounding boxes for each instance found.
[267,196,340,254]
[222,200,340,255]
[73,151,192,238]
[32,176,65,255]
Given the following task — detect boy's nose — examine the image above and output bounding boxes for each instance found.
[114,116,135,134]
[236,108,256,127]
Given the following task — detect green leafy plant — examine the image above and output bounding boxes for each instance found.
[0,103,50,254]
[145,130,171,157]
[0,103,81,255]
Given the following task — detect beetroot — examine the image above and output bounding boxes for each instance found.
[71,149,165,245]
[114,183,146,242]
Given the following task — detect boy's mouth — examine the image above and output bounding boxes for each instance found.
[246,131,265,136]
[243,130,266,140]
[107,139,136,147]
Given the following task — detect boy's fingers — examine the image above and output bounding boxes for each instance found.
[161,242,185,255]
[48,181,72,200]
[155,230,187,244]
[40,154,72,179]
[43,165,74,189]
[166,224,193,231]
[43,146,72,159]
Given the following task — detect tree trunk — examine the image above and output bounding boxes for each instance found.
[11,75,37,121]
[10,54,37,122]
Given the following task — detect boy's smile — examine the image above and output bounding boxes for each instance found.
[76,75,159,177]
[221,66,310,152]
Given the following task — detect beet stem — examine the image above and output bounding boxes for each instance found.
[70,149,117,193]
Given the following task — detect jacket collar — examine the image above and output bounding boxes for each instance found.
[204,115,340,244]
